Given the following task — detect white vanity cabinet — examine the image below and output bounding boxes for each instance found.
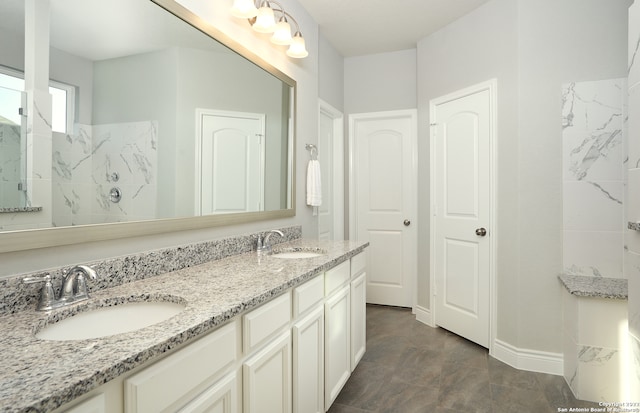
[324,252,367,410]
[51,250,367,413]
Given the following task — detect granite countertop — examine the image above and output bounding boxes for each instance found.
[558,273,628,300]
[0,206,42,213]
[0,239,368,413]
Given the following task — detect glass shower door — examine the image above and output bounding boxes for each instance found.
[0,85,27,209]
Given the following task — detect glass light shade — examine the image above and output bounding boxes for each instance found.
[230,0,258,18]
[286,32,308,58]
[271,19,292,45]
[253,4,276,33]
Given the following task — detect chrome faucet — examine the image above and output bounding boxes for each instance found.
[23,265,98,311]
[256,229,284,256]
[60,265,98,302]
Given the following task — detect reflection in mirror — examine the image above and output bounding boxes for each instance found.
[0,85,27,209]
[0,0,295,243]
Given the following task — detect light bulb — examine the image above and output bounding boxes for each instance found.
[230,0,258,18]
[286,31,308,58]
[271,17,292,45]
[253,2,276,33]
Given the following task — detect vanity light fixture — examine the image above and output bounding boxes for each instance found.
[230,0,309,58]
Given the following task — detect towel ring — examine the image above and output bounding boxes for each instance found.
[305,143,318,160]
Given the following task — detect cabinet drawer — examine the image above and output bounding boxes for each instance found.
[293,274,324,318]
[125,321,237,413]
[243,292,291,353]
[325,261,350,297]
[350,252,366,277]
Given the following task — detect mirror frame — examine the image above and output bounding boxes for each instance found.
[0,0,296,253]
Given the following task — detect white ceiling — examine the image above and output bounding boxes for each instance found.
[295,0,492,57]
[2,0,492,61]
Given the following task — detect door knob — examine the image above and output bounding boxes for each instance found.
[475,228,487,237]
[404,219,411,226]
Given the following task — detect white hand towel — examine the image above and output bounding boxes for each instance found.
[306,159,322,206]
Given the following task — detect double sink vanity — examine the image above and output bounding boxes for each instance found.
[0,229,368,413]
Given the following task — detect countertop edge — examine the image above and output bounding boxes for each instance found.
[557,273,628,300]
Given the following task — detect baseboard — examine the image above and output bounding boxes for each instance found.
[413,305,434,327]
[492,339,563,376]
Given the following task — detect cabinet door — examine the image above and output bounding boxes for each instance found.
[178,371,238,413]
[243,331,291,413]
[324,285,350,409]
[292,306,324,413]
[350,272,367,371]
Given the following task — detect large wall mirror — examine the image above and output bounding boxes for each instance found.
[0,0,296,252]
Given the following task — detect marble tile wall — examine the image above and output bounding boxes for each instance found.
[562,289,630,402]
[562,78,626,280]
[628,0,640,401]
[52,121,158,227]
[0,121,24,208]
[52,124,94,227]
[562,77,638,402]
[91,121,158,223]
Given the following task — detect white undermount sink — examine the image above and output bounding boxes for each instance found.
[36,301,186,341]
[271,248,326,259]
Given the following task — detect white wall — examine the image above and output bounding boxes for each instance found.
[0,0,319,277]
[344,49,417,115]
[417,0,630,354]
[0,26,24,72]
[318,34,344,112]
[49,47,93,125]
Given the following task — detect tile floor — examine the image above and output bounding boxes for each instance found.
[328,304,600,413]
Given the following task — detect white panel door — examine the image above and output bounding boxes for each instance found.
[318,100,344,241]
[350,110,417,307]
[318,108,334,241]
[431,84,493,348]
[198,110,265,215]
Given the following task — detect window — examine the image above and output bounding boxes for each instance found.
[0,67,75,134]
